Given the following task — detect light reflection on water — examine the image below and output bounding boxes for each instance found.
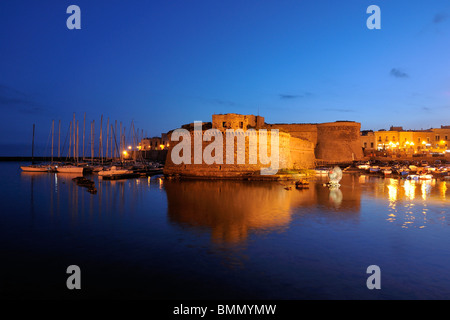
[360,176,449,230]
[2,162,450,299]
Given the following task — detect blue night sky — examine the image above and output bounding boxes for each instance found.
[1,0,449,156]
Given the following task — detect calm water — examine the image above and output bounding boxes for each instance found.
[1,161,450,300]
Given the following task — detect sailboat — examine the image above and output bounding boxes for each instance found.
[20,164,50,172]
[56,165,84,174]
[56,115,84,175]
[97,165,132,177]
[20,124,51,172]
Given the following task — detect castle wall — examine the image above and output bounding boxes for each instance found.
[289,137,316,169]
[265,122,363,163]
[163,114,363,177]
[315,122,363,162]
[264,123,318,144]
[163,129,314,178]
[212,113,264,130]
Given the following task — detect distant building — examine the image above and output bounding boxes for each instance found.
[361,125,450,154]
[139,134,170,151]
[361,130,375,151]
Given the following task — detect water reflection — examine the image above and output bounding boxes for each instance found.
[12,165,450,299]
[358,175,449,229]
[19,171,450,241]
[19,171,162,224]
[164,175,362,244]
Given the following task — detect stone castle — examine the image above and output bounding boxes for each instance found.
[163,113,363,178]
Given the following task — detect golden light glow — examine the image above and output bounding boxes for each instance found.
[421,182,431,201]
[441,182,447,199]
[387,179,398,203]
[128,146,132,150]
[160,144,164,149]
[123,151,128,156]
[403,180,416,200]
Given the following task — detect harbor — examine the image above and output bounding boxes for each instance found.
[3,159,450,299]
[2,0,450,306]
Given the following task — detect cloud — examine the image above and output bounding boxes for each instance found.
[433,13,447,24]
[390,68,409,78]
[0,84,44,114]
[210,98,237,107]
[323,108,355,113]
[279,92,312,100]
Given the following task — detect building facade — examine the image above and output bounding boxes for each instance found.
[361,125,450,155]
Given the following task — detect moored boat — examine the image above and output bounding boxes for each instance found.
[369,166,380,173]
[295,179,310,189]
[56,165,84,174]
[98,166,133,177]
[20,165,50,172]
[315,168,330,176]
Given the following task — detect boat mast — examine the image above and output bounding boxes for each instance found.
[68,121,72,159]
[99,115,103,164]
[31,123,35,164]
[106,118,109,160]
[119,122,123,160]
[73,113,76,162]
[82,112,86,160]
[110,124,114,160]
[58,120,61,159]
[122,126,126,162]
[51,119,54,163]
[91,120,95,163]
[76,120,79,164]
[114,120,117,158]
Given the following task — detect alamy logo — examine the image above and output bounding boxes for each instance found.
[366,265,381,289]
[66,265,81,289]
[170,121,280,175]
[366,5,381,30]
[66,5,81,30]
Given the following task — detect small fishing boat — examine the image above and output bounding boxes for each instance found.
[315,168,330,176]
[295,180,310,189]
[399,170,409,177]
[357,162,370,170]
[369,166,380,173]
[98,166,133,177]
